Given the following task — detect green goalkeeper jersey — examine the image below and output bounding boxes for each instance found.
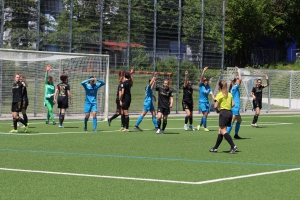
[44,72,55,105]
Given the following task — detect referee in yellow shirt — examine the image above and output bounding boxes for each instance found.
[210,80,238,154]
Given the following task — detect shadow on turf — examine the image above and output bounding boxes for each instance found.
[221,150,240,153]
[63,126,79,128]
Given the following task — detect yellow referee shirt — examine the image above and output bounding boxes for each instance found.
[215,92,233,110]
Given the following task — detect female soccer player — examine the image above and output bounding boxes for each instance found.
[54,74,72,128]
[19,75,29,128]
[134,72,158,131]
[44,66,56,125]
[250,75,269,127]
[81,76,105,132]
[227,66,242,139]
[155,79,173,134]
[10,73,28,133]
[210,80,237,154]
[197,66,215,132]
[182,70,195,131]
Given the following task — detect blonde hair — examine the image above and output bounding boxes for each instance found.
[218,80,228,97]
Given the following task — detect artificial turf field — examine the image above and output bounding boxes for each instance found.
[0,113,299,199]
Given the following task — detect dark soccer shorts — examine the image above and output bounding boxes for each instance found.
[22,100,28,110]
[57,99,69,109]
[157,107,170,116]
[121,99,131,110]
[182,102,193,111]
[219,110,232,127]
[252,100,262,110]
[11,101,22,112]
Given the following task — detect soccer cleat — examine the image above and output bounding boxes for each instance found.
[58,124,64,128]
[46,121,49,124]
[134,126,142,131]
[251,123,258,127]
[203,128,210,132]
[189,125,195,131]
[160,130,164,134]
[9,129,18,133]
[156,128,161,134]
[93,129,98,132]
[234,134,242,139]
[209,148,218,153]
[229,146,238,154]
[196,125,201,131]
[154,127,158,131]
[21,125,25,128]
[119,127,125,132]
[24,126,29,133]
[52,122,56,125]
[84,126,87,131]
[108,118,111,126]
[121,128,129,132]
[184,124,188,131]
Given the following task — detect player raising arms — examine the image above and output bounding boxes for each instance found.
[197,67,215,132]
[81,76,105,132]
[54,74,72,128]
[19,75,29,128]
[9,73,29,133]
[210,80,237,154]
[156,79,173,134]
[227,66,242,139]
[44,66,56,125]
[251,75,269,127]
[182,70,195,131]
[134,72,158,131]
[119,69,134,132]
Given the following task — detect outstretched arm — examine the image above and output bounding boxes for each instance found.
[235,66,242,85]
[149,72,157,89]
[130,68,134,87]
[200,66,208,83]
[184,70,188,87]
[44,72,48,84]
[264,75,269,87]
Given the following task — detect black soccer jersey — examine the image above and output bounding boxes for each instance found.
[56,83,70,101]
[12,81,24,103]
[252,85,265,101]
[182,86,193,104]
[120,80,131,101]
[156,86,173,108]
[22,86,28,101]
[116,84,122,99]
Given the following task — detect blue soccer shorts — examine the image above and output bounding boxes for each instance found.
[84,102,98,113]
[199,102,210,113]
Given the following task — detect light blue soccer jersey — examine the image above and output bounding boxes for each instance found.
[144,85,153,102]
[198,83,212,103]
[231,84,240,108]
[81,78,105,103]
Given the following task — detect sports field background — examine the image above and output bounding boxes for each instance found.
[0,113,299,199]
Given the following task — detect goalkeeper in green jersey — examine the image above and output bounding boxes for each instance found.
[44,65,56,125]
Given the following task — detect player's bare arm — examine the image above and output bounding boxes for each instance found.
[184,70,188,87]
[264,75,269,87]
[235,66,242,85]
[200,66,208,83]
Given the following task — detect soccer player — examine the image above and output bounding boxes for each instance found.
[197,67,215,132]
[227,66,242,139]
[19,75,29,128]
[210,80,237,154]
[119,69,134,132]
[54,74,72,128]
[250,75,269,127]
[182,70,195,131]
[81,76,105,132]
[155,79,173,134]
[108,74,124,127]
[44,67,56,125]
[9,73,29,133]
[134,73,158,131]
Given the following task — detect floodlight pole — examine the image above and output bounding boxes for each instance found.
[0,0,4,116]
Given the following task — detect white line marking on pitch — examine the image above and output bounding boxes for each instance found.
[0,167,299,185]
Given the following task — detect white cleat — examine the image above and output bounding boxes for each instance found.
[184,124,188,131]
[189,125,195,131]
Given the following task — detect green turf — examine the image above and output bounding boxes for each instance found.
[0,114,300,199]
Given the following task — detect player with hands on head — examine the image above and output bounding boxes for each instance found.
[134,72,158,131]
[227,66,243,139]
[182,70,195,131]
[82,76,105,132]
[197,66,215,132]
[251,75,269,127]
[44,65,56,125]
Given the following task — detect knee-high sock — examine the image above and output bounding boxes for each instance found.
[200,117,204,126]
[13,118,18,130]
[84,117,89,128]
[157,118,161,129]
[124,115,129,129]
[46,104,55,122]
[59,113,65,125]
[203,117,207,128]
[135,115,143,127]
[23,114,28,124]
[185,116,188,124]
[224,133,235,149]
[253,114,259,124]
[152,116,158,128]
[227,122,234,134]
[17,117,27,126]
[162,120,167,131]
[121,115,125,127]
[93,117,97,130]
[235,122,241,135]
[213,134,223,149]
[189,116,193,125]
[110,113,119,121]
